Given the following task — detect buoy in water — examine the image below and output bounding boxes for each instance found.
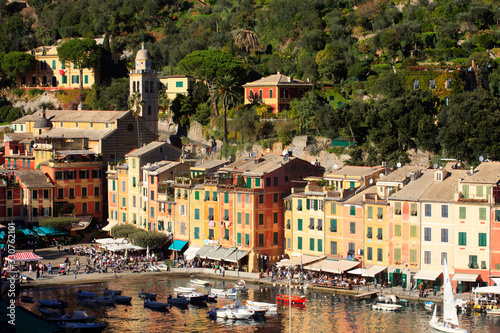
[229,284,231,288]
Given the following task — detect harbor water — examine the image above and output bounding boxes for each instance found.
[18,275,500,332]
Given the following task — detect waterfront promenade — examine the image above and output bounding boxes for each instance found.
[4,246,473,305]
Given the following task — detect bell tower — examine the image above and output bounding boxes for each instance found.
[129,43,158,137]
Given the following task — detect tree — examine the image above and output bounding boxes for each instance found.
[111,224,142,238]
[315,44,347,83]
[290,90,327,134]
[131,230,168,249]
[1,51,37,84]
[232,105,260,143]
[210,75,242,144]
[57,38,102,90]
[178,50,245,115]
[233,29,259,54]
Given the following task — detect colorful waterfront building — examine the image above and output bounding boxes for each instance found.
[2,133,35,170]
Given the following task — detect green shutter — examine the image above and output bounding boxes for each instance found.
[330,219,337,232]
[367,247,372,260]
[479,207,486,220]
[297,199,302,211]
[479,233,487,246]
[306,199,310,210]
[317,239,322,252]
[350,206,356,216]
[246,178,251,188]
[463,185,469,198]
[350,222,355,234]
[331,203,336,215]
[410,226,417,237]
[410,250,417,263]
[309,238,314,251]
[237,212,242,224]
[314,200,318,211]
[477,186,483,197]
[194,209,199,220]
[297,237,302,250]
[394,248,401,262]
[298,219,303,231]
[224,228,229,240]
[212,191,217,201]
[459,207,466,219]
[237,233,241,245]
[194,227,199,239]
[378,207,383,219]
[245,213,250,225]
[195,191,199,200]
[395,225,401,236]
[245,234,249,246]
[205,191,210,200]
[459,232,467,246]
[255,178,261,187]
[84,75,88,84]
[224,193,229,203]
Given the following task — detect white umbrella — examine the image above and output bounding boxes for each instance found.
[146,245,150,259]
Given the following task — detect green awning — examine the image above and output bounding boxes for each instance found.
[168,240,188,251]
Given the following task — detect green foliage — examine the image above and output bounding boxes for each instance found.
[0,97,23,123]
[192,103,212,126]
[1,52,37,82]
[90,78,129,110]
[57,38,102,89]
[231,105,260,142]
[111,224,142,238]
[39,217,80,231]
[12,89,24,98]
[27,89,44,98]
[130,230,168,249]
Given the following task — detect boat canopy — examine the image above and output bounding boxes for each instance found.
[473,279,500,294]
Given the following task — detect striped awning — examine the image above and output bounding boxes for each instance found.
[6,252,43,262]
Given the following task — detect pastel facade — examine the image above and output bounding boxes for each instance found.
[158,75,196,101]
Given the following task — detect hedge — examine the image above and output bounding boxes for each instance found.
[130,231,168,249]
[110,224,142,238]
[39,217,80,231]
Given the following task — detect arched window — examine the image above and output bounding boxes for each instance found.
[145,81,149,93]
[148,105,152,115]
[249,90,253,98]
[137,81,140,91]
[269,89,273,98]
[150,81,154,94]
[133,81,136,92]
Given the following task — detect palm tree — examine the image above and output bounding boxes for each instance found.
[128,91,146,146]
[233,29,259,54]
[211,75,241,145]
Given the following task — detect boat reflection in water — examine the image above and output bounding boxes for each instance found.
[18,275,497,332]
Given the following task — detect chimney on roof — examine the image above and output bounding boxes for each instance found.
[470,166,474,175]
[307,78,310,83]
[78,102,84,110]
[277,71,280,75]
[288,76,291,82]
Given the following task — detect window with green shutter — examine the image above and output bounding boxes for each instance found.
[245,213,250,225]
[306,199,310,210]
[297,199,303,211]
[273,232,278,245]
[478,233,487,246]
[237,233,241,245]
[212,191,217,201]
[462,185,469,198]
[112,180,115,191]
[458,232,467,245]
[479,207,486,220]
[330,219,337,232]
[246,178,252,188]
[377,248,383,261]
[394,248,401,262]
[259,234,264,246]
[273,212,278,224]
[194,227,200,239]
[255,178,261,187]
[52,60,56,69]
[205,191,210,201]
[477,186,483,197]
[350,222,356,234]
[410,225,417,237]
[195,191,199,200]
[224,228,229,240]
[318,239,323,252]
[245,234,249,246]
[194,209,200,220]
[296,218,303,231]
[395,225,402,236]
[224,193,229,203]
[309,238,315,251]
[314,199,318,210]
[84,75,88,84]
[122,213,126,222]
[297,237,302,250]
[350,206,356,216]
[377,207,383,219]
[410,250,417,263]
[367,227,372,238]
[367,247,372,260]
[237,212,242,224]
[496,210,500,222]
[459,207,466,219]
[331,203,336,214]
[367,206,373,218]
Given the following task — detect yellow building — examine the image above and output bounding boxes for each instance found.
[158,75,196,102]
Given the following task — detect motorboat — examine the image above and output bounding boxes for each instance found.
[207,294,218,303]
[235,280,246,290]
[20,295,34,303]
[174,286,197,293]
[225,308,253,320]
[276,294,306,304]
[144,299,169,311]
[45,311,95,323]
[59,322,107,333]
[245,304,268,317]
[210,288,237,298]
[103,288,122,296]
[246,300,277,312]
[77,290,96,299]
[167,296,189,307]
[372,303,403,311]
[149,265,160,272]
[191,279,210,285]
[183,292,207,303]
[111,295,133,304]
[424,301,435,310]
[39,299,69,309]
[400,299,409,307]
[79,296,116,306]
[208,308,228,319]
[486,307,500,315]
[39,308,66,318]
[429,260,468,333]
[138,291,157,299]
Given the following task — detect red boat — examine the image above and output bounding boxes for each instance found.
[276,294,306,304]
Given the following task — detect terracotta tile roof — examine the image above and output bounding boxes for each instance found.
[39,128,114,141]
[12,109,128,124]
[325,165,385,179]
[380,165,426,182]
[15,170,54,188]
[242,73,312,87]
[219,153,295,176]
[462,162,500,184]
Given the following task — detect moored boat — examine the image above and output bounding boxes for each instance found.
[424,301,435,310]
[79,296,116,306]
[144,299,169,311]
[225,308,253,320]
[77,290,96,299]
[372,303,403,311]
[39,299,69,309]
[111,295,132,303]
[246,300,277,312]
[20,295,34,303]
[235,280,246,290]
[486,307,500,315]
[191,279,210,285]
[138,290,157,299]
[208,308,228,319]
[39,308,66,318]
[174,286,197,293]
[276,294,306,304]
[210,288,237,298]
[45,311,95,323]
[168,296,190,307]
[103,288,122,296]
[183,292,207,303]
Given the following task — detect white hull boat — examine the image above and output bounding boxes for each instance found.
[245,305,268,316]
[156,263,170,271]
[246,300,277,312]
[428,260,468,333]
[235,280,246,289]
[174,286,197,293]
[191,279,210,285]
[424,301,435,310]
[486,308,500,315]
[372,303,403,311]
[226,308,253,320]
[46,311,95,323]
[210,289,237,297]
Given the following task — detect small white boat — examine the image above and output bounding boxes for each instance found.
[182,292,207,303]
[372,303,403,311]
[210,288,237,297]
[245,304,268,316]
[486,307,500,315]
[191,279,210,285]
[77,291,96,299]
[60,322,107,333]
[144,299,169,311]
[235,280,246,289]
[226,308,253,320]
[209,308,228,318]
[424,301,435,310]
[103,288,122,296]
[46,311,95,323]
[246,300,277,312]
[429,260,468,333]
[149,265,160,272]
[156,263,170,271]
[174,286,197,293]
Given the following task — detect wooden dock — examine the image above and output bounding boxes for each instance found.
[354,291,378,299]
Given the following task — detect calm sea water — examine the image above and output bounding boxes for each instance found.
[18,275,500,333]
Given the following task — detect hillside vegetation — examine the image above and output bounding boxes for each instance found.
[1,0,500,166]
